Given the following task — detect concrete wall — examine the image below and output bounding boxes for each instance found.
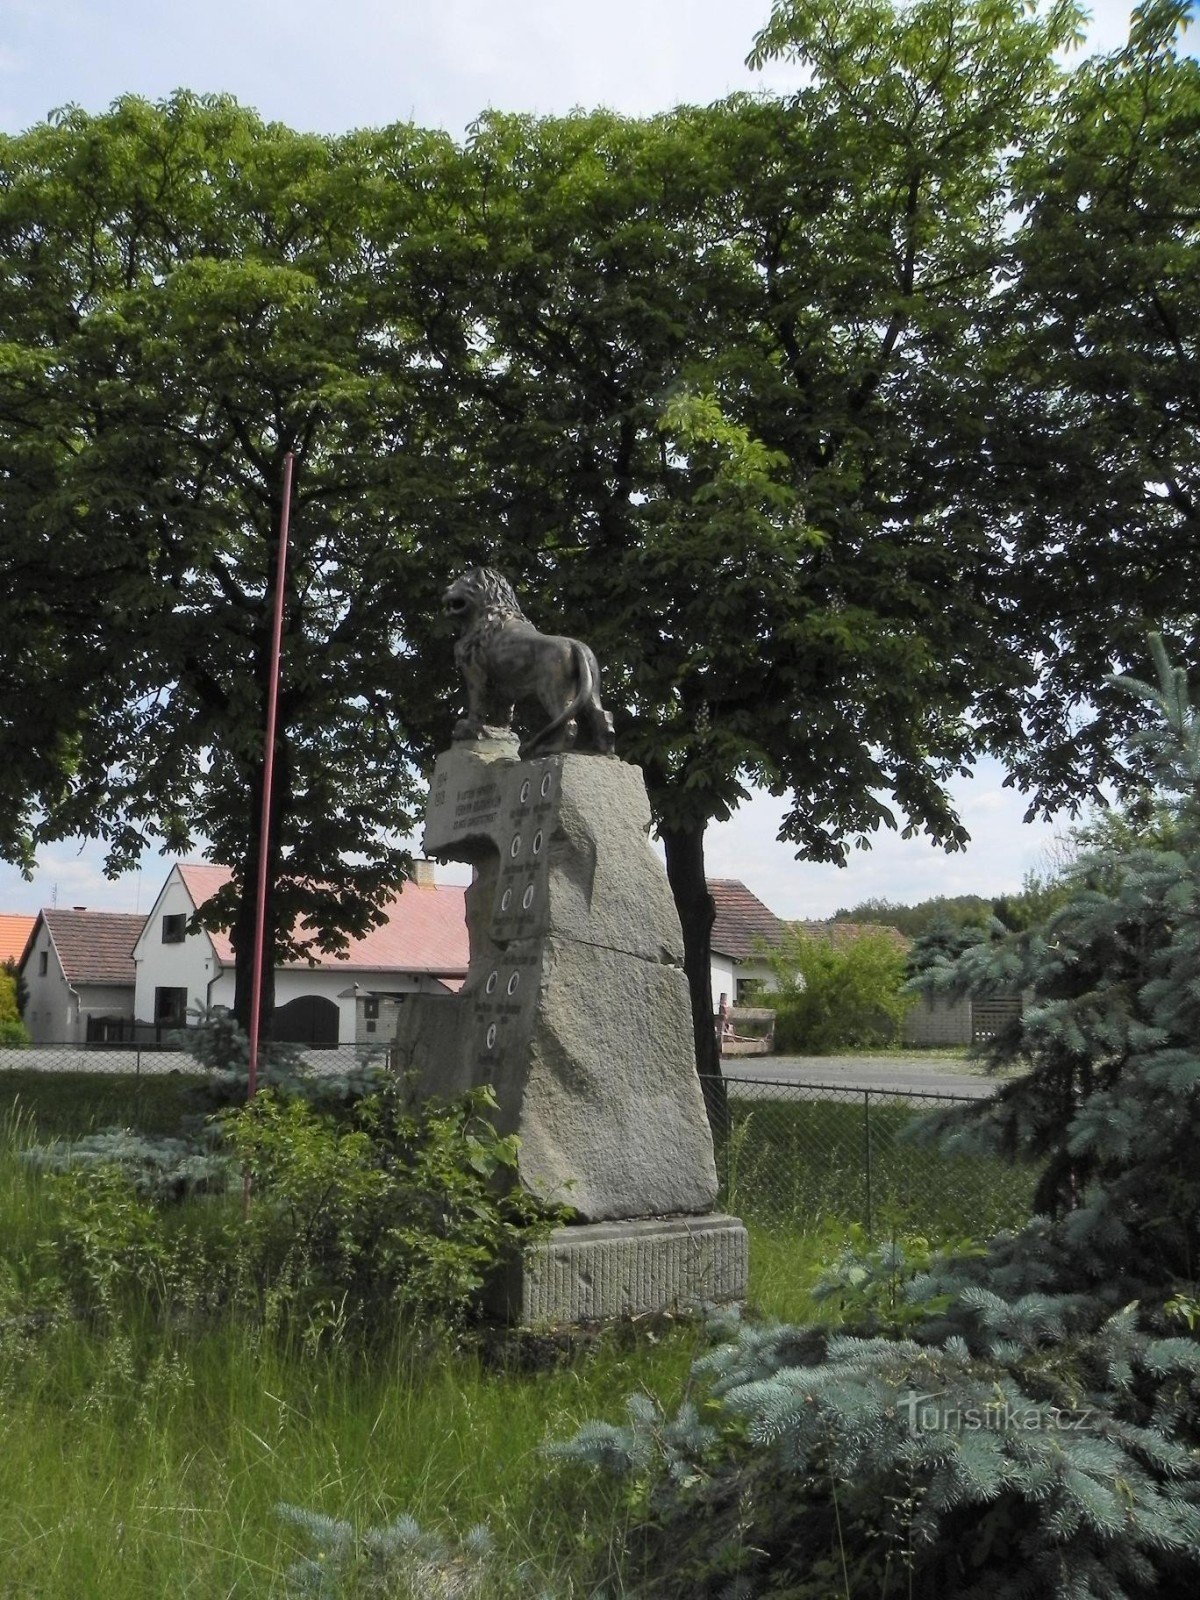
[734,958,777,1002]
[76,983,136,1039]
[711,955,781,1014]
[902,994,973,1047]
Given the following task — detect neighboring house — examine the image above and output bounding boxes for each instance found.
[0,914,36,967]
[132,860,469,1046]
[708,879,790,1008]
[18,909,143,1043]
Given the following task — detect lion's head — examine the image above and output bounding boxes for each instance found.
[443,567,525,630]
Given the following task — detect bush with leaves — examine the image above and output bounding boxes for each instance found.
[551,638,1200,1599]
[11,1073,561,1339]
[764,926,913,1052]
[223,1077,566,1332]
[0,965,29,1047]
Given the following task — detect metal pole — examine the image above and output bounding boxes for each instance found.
[246,451,294,1104]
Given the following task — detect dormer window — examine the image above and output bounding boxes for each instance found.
[162,914,187,944]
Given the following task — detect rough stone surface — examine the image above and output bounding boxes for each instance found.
[492,1214,748,1326]
[393,737,719,1222]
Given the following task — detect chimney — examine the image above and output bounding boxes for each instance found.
[412,858,436,888]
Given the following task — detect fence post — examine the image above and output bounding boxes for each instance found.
[135,1047,141,1079]
[863,1088,873,1241]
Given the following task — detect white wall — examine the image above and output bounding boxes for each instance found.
[76,984,135,1037]
[710,953,736,1013]
[209,965,439,1045]
[710,954,782,1013]
[22,925,76,1043]
[133,870,219,1025]
[733,959,778,1001]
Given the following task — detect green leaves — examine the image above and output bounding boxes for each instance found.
[222,1079,564,1329]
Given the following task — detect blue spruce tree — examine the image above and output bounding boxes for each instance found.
[553,638,1200,1598]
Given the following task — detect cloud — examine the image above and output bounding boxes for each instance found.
[703,759,1069,919]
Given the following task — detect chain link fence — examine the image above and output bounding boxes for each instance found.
[0,1040,386,1078]
[2,1049,1035,1243]
[701,1075,1037,1242]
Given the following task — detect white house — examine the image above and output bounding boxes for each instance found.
[132,861,469,1046]
[708,879,788,1010]
[18,909,144,1044]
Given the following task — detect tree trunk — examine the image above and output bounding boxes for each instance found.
[661,820,728,1143]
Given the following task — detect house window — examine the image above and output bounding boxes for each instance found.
[38,950,48,976]
[363,997,380,1021]
[154,987,189,1027]
[161,914,187,944]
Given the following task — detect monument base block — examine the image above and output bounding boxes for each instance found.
[491,1214,748,1327]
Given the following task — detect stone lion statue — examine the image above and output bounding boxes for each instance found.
[443,567,616,759]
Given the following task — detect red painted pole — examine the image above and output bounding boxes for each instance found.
[247,451,295,1103]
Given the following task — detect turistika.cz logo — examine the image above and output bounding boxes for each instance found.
[902,1391,1099,1435]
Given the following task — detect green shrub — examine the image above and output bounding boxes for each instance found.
[0,1018,29,1048]
[764,926,913,1051]
[222,1077,565,1332]
[0,967,21,1026]
[12,1076,562,1339]
[42,1164,168,1322]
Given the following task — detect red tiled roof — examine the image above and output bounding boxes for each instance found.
[37,910,144,986]
[174,864,235,960]
[708,879,787,961]
[176,864,469,975]
[0,914,35,966]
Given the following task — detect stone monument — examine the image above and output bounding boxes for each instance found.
[393,568,747,1324]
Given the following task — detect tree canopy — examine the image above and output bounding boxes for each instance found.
[0,94,482,1020]
[2,1,1197,1064]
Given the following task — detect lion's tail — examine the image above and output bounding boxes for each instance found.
[519,641,594,759]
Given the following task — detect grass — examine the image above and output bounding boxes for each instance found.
[0,1305,708,1597]
[720,1094,1036,1242]
[0,1067,209,1140]
[0,1072,1035,1596]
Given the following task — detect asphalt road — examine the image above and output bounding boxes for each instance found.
[722,1054,1002,1101]
[2,1045,1004,1101]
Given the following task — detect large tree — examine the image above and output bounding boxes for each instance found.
[447,0,1086,1080]
[0,94,482,1027]
[992,0,1200,809]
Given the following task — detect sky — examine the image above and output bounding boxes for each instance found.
[0,1,1161,921]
